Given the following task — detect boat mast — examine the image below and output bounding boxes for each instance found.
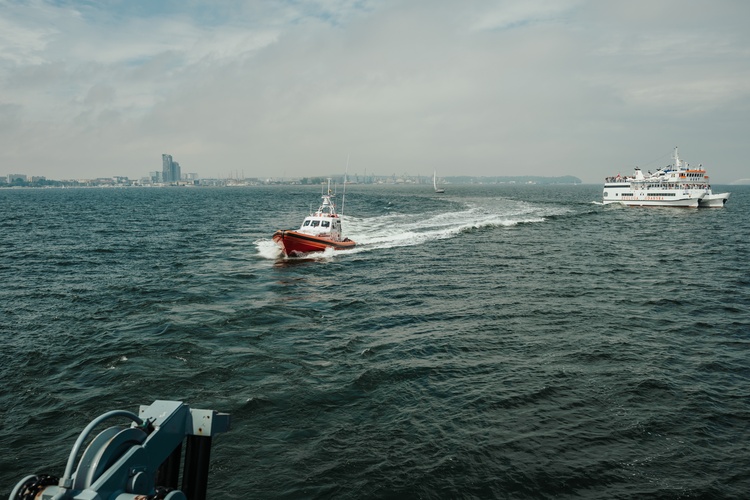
[341,154,349,218]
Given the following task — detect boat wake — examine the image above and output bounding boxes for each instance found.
[343,198,567,253]
[256,197,569,259]
[256,239,283,259]
[256,239,338,261]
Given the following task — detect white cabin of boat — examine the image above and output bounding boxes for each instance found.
[296,184,346,241]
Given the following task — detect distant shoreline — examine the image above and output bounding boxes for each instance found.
[3,179,746,189]
[1,174,584,189]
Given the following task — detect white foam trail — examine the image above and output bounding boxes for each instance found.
[255,238,338,261]
[258,197,570,258]
[340,198,564,253]
[256,239,282,260]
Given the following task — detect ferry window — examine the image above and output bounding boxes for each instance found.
[311,220,320,227]
[303,221,311,227]
[321,221,330,228]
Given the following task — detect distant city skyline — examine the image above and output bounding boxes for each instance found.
[1,2,749,184]
[2,168,588,187]
[5,166,750,187]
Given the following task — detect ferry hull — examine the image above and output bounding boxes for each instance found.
[604,197,700,208]
[273,230,356,257]
[698,193,730,208]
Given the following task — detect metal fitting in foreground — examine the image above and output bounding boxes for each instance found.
[10,400,230,500]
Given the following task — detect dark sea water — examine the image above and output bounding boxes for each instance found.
[1,184,749,499]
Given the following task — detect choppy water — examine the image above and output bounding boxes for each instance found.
[1,184,749,498]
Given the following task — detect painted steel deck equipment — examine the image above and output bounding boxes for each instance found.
[10,400,230,500]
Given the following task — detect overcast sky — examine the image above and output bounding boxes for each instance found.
[2,0,749,183]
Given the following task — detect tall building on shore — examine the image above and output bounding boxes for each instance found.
[162,154,182,183]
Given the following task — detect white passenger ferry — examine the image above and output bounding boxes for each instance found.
[603,148,729,208]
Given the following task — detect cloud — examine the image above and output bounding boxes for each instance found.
[471,0,582,31]
[1,0,749,182]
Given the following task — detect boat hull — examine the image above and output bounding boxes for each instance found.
[698,193,730,208]
[603,184,701,207]
[273,230,356,257]
[605,198,700,208]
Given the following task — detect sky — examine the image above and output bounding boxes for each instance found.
[1,0,749,184]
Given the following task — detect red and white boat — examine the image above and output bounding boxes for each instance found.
[273,180,356,257]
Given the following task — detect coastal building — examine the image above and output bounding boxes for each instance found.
[162,154,182,183]
[7,174,27,183]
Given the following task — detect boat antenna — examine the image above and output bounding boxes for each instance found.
[341,154,349,218]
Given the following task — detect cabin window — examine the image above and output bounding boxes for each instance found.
[303,220,311,227]
[311,220,320,227]
[321,221,330,228]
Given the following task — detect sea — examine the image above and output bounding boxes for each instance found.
[1,183,749,499]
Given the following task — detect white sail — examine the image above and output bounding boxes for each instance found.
[433,170,445,193]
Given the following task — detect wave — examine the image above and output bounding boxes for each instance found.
[346,198,565,251]
[256,239,283,259]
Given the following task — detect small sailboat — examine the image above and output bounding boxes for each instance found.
[433,170,445,193]
[272,179,356,257]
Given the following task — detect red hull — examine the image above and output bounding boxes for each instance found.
[273,230,356,257]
